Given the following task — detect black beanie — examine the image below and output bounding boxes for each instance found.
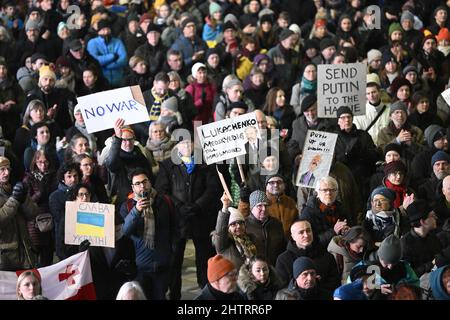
[227,101,248,112]
[265,174,285,187]
[336,106,353,118]
[383,143,402,157]
[293,257,316,279]
[97,19,111,32]
[301,94,317,113]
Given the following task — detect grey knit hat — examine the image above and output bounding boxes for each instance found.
[293,257,316,279]
[161,96,178,113]
[389,100,408,116]
[25,19,40,31]
[249,190,269,210]
[377,234,402,264]
[400,11,415,23]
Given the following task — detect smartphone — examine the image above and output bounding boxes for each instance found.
[141,191,149,199]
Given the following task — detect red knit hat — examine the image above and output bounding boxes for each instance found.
[437,28,450,43]
[315,19,327,28]
[207,254,235,282]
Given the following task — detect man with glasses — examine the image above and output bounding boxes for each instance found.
[245,190,285,266]
[301,176,352,247]
[120,168,176,300]
[105,118,156,208]
[195,254,245,300]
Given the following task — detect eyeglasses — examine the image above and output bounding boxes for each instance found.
[268,180,283,185]
[132,179,149,187]
[319,188,337,193]
[77,192,90,198]
[229,220,245,227]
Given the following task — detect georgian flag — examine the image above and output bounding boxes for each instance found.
[0,251,96,300]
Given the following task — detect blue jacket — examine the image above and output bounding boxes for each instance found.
[333,278,368,300]
[430,265,450,300]
[87,36,127,87]
[170,35,207,68]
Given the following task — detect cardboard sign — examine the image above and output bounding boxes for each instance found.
[296,130,338,188]
[197,113,259,165]
[441,87,450,106]
[318,62,366,118]
[65,201,115,248]
[76,86,149,133]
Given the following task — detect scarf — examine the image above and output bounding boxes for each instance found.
[149,90,168,121]
[180,154,195,174]
[319,202,339,225]
[131,187,158,249]
[365,209,397,232]
[300,77,317,94]
[75,122,97,152]
[32,170,45,182]
[146,136,173,162]
[232,233,257,264]
[0,182,11,195]
[384,179,407,209]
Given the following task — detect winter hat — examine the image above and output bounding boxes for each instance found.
[39,65,56,81]
[227,101,248,112]
[224,78,242,90]
[382,52,396,66]
[424,125,446,148]
[320,37,336,51]
[336,106,353,118]
[400,11,415,24]
[422,33,437,45]
[97,19,111,32]
[258,8,275,20]
[209,2,221,16]
[249,190,268,210]
[389,100,408,116]
[431,150,450,167]
[68,39,83,51]
[370,186,396,203]
[377,234,402,264]
[367,49,382,64]
[265,174,285,187]
[406,199,430,224]
[314,18,327,28]
[191,62,206,78]
[388,22,403,38]
[383,143,402,157]
[260,14,274,25]
[301,94,317,113]
[161,96,178,113]
[25,19,40,31]
[56,56,70,68]
[224,13,239,28]
[127,13,140,23]
[383,160,407,176]
[207,254,235,283]
[390,77,411,96]
[147,23,161,34]
[0,156,10,168]
[73,104,82,115]
[139,13,152,25]
[366,73,381,86]
[279,29,294,42]
[206,47,220,60]
[228,207,245,225]
[181,17,196,30]
[57,22,68,34]
[31,53,47,64]
[402,65,418,77]
[293,256,316,279]
[289,24,301,36]
[304,39,319,51]
[437,28,450,43]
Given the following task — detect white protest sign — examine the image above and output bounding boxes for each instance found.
[318,62,366,118]
[65,201,115,248]
[76,85,149,133]
[296,130,338,188]
[197,112,259,165]
[441,87,450,106]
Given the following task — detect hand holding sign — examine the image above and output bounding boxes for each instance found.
[220,192,232,211]
[114,118,125,138]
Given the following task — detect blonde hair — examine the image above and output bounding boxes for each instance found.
[16,271,41,300]
[129,55,146,69]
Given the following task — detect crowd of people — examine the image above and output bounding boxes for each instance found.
[1,0,450,300]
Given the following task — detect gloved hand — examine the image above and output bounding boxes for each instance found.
[11,182,28,202]
[239,184,251,203]
[78,239,90,252]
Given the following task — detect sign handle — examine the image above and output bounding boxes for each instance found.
[216,165,232,200]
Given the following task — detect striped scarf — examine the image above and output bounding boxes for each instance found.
[149,90,168,121]
[132,188,158,249]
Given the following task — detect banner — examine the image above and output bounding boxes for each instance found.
[296,130,338,188]
[318,62,366,118]
[0,251,96,300]
[76,85,149,133]
[65,201,115,248]
[196,112,259,165]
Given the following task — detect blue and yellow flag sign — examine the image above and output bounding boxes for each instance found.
[65,201,115,248]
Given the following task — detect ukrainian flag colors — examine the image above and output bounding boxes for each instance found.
[76,212,105,237]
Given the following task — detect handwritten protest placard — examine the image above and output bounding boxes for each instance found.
[65,201,115,248]
[76,85,149,133]
[197,113,259,165]
[318,62,366,118]
[296,130,338,188]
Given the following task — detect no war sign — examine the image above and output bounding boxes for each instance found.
[76,86,149,133]
[317,62,366,118]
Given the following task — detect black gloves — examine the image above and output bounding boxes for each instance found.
[11,182,28,202]
[240,185,251,203]
[78,239,91,252]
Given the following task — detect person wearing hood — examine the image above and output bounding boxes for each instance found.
[86,19,127,87]
[276,219,340,298]
[363,186,410,245]
[287,256,330,300]
[430,264,450,300]
[237,256,283,300]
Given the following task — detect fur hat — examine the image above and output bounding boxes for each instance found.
[228,207,245,225]
[249,190,268,210]
[389,100,408,116]
[191,62,206,78]
[293,257,316,279]
[384,160,407,176]
[0,156,10,168]
[39,65,56,81]
[301,94,317,113]
[207,254,235,283]
[383,143,402,157]
[406,199,430,224]
[424,125,446,148]
[161,96,178,113]
[377,234,402,264]
[367,49,382,64]
[431,150,450,167]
